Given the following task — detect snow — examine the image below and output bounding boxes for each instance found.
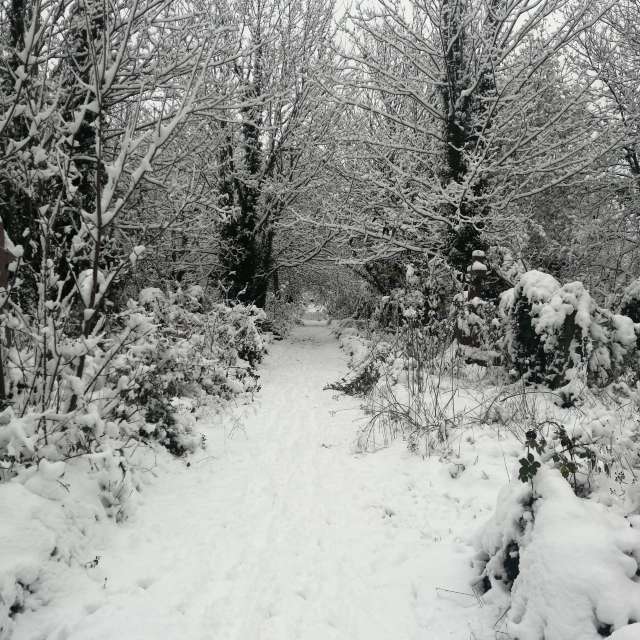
[8,325,507,640]
[0,484,63,633]
[517,270,560,302]
[303,303,327,322]
[7,323,640,640]
[138,287,165,306]
[0,483,64,580]
[535,281,596,337]
[333,323,372,366]
[477,468,640,640]
[1,226,23,262]
[622,278,640,306]
[499,287,515,317]
[613,313,637,348]
[611,624,640,639]
[0,409,34,459]
[0,466,106,639]
[510,469,640,639]
[77,269,106,307]
[129,245,145,267]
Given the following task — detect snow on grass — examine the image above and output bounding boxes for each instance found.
[0,482,69,637]
[0,443,176,639]
[335,322,640,639]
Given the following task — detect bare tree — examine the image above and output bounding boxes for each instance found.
[204,0,341,307]
[325,0,614,280]
[0,0,236,409]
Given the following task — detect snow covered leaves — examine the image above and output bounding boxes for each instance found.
[0,289,267,485]
[502,271,640,405]
[476,469,640,640]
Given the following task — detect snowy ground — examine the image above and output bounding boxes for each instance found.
[10,324,512,640]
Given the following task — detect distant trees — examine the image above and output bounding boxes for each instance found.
[563,0,640,296]
[207,0,341,307]
[3,0,640,316]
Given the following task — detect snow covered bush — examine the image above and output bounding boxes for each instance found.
[263,292,303,337]
[108,290,265,452]
[372,261,455,328]
[474,475,532,594]
[106,290,264,455]
[327,264,454,400]
[517,426,598,494]
[503,271,640,403]
[0,2,256,631]
[451,291,502,365]
[127,288,264,389]
[482,370,640,507]
[475,468,640,640]
[327,264,473,454]
[329,295,464,454]
[0,287,266,480]
[327,324,392,396]
[0,285,267,634]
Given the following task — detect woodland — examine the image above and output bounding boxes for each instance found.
[2,0,640,638]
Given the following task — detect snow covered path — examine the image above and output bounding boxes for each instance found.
[13,324,502,640]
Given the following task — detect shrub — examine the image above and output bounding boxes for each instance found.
[475,469,640,640]
[326,328,391,397]
[263,293,303,337]
[0,289,266,481]
[503,271,640,403]
[0,288,267,637]
[108,290,265,455]
[451,291,502,365]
